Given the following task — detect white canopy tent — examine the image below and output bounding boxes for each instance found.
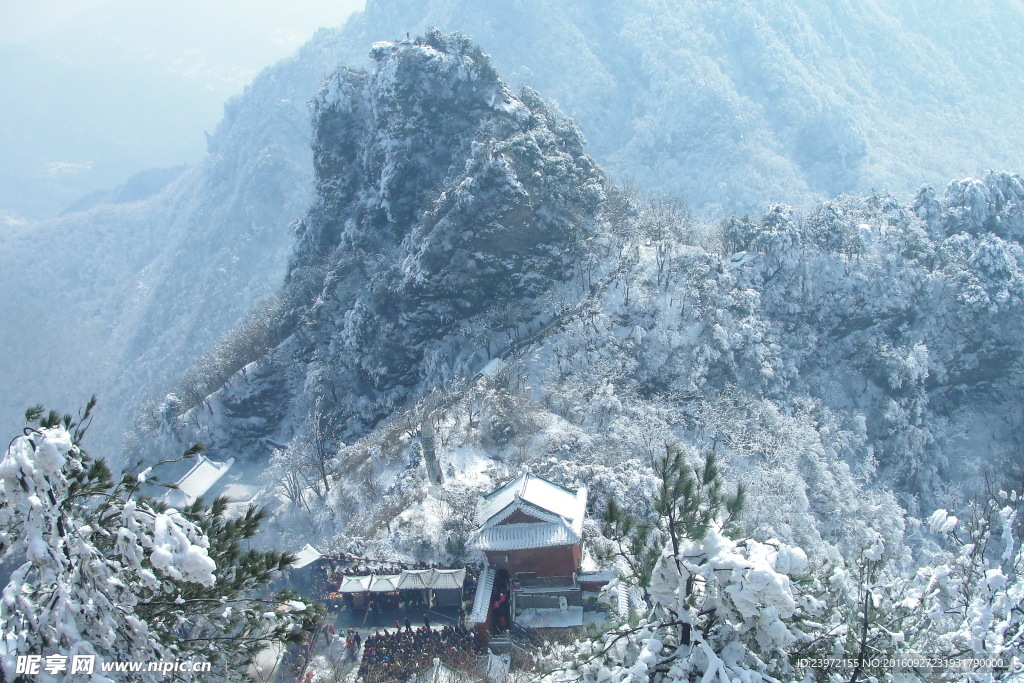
[336,568,466,606]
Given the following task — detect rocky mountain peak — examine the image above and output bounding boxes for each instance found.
[174,31,606,457]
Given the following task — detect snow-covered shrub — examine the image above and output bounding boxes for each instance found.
[0,403,320,681]
[917,492,1024,670]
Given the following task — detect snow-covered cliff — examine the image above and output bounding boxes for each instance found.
[163,32,605,460]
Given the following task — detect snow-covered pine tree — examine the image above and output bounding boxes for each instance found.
[919,490,1024,676]
[0,401,321,681]
[787,489,1024,683]
[600,495,663,590]
[559,446,821,681]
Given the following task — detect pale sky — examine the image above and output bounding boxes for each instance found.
[0,0,365,56]
[0,0,365,219]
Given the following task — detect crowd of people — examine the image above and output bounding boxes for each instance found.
[357,623,485,681]
[280,557,486,680]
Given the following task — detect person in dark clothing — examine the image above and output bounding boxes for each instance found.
[423,614,430,630]
[404,616,412,631]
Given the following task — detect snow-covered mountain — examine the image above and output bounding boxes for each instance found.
[274,0,1024,217]
[158,33,1024,550]
[5,0,1024,463]
[125,41,1024,682]
[159,32,604,461]
[4,16,1024,679]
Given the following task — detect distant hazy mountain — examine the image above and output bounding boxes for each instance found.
[0,1,358,222]
[326,0,1024,214]
[0,34,341,454]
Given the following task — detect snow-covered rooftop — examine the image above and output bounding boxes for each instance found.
[368,576,399,592]
[291,544,323,570]
[395,569,431,590]
[470,473,587,552]
[427,568,467,591]
[163,455,234,508]
[470,567,495,624]
[337,569,466,593]
[477,358,505,379]
[475,473,586,527]
[339,576,371,592]
[514,606,583,629]
[578,569,617,583]
[472,519,580,552]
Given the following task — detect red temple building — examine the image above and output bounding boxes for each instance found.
[469,472,611,640]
